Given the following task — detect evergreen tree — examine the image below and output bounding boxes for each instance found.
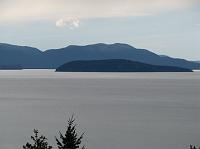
[23,129,53,149]
[190,145,200,149]
[55,115,85,149]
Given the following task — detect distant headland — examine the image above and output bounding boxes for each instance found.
[56,59,193,72]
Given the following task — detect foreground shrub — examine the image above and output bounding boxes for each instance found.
[23,129,53,149]
[55,115,85,149]
[190,145,200,149]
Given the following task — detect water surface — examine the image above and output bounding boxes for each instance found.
[0,70,199,149]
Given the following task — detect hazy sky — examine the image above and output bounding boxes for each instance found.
[0,0,200,60]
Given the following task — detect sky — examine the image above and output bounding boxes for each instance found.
[0,0,200,60]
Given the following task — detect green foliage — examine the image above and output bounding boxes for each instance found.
[55,115,85,149]
[23,129,53,149]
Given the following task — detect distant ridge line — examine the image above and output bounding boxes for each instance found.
[0,43,199,70]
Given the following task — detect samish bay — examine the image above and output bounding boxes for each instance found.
[0,70,199,149]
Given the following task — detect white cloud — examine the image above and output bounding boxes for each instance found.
[0,0,199,23]
[56,18,80,29]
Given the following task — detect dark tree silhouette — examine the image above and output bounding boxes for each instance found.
[55,115,85,149]
[190,145,200,149]
[23,129,53,149]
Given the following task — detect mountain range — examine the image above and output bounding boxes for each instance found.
[193,61,200,64]
[0,43,199,69]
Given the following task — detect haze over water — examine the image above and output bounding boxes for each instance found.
[0,70,199,149]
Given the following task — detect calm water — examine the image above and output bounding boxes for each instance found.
[0,70,199,149]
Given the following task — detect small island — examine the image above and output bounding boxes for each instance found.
[56,59,193,72]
